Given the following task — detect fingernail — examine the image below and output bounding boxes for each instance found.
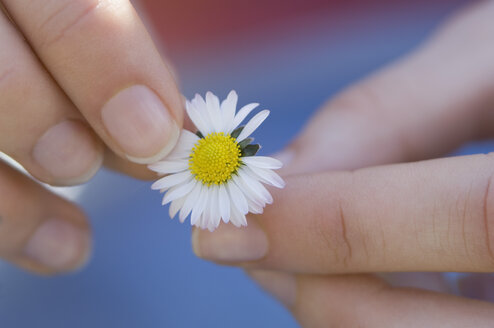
[248,270,297,308]
[33,120,103,185]
[24,219,91,271]
[101,85,180,164]
[192,219,268,262]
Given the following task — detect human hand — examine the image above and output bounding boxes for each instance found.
[0,0,183,274]
[192,2,494,326]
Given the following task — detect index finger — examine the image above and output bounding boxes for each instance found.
[194,153,494,273]
[2,0,183,164]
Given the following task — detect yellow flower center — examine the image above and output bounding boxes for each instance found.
[189,132,241,186]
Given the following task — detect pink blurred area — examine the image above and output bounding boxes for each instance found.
[139,0,456,56]
[137,0,467,98]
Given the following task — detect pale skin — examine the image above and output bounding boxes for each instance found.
[1,0,494,326]
[0,0,184,273]
[192,1,494,327]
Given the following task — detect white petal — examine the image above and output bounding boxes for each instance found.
[228,102,259,133]
[245,165,285,189]
[191,94,214,135]
[206,92,222,132]
[239,168,273,204]
[186,100,208,136]
[219,184,230,223]
[192,93,207,109]
[191,185,207,226]
[194,94,215,135]
[228,197,241,227]
[236,110,270,142]
[237,169,272,206]
[230,202,247,227]
[220,90,237,131]
[240,214,247,226]
[232,174,265,208]
[226,180,249,214]
[235,176,265,214]
[247,199,264,214]
[241,156,283,170]
[166,130,199,160]
[198,189,212,229]
[206,91,221,108]
[199,213,207,229]
[179,182,202,222]
[148,160,188,175]
[169,196,186,218]
[208,186,221,231]
[207,218,216,231]
[151,171,191,190]
[162,179,196,205]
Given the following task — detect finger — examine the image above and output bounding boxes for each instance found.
[103,115,197,181]
[279,1,494,175]
[244,2,494,312]
[378,272,452,293]
[0,11,103,185]
[2,0,183,164]
[0,160,91,274]
[250,272,494,328]
[194,153,494,272]
[103,147,155,180]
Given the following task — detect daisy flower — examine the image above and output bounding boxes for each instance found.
[148,91,285,231]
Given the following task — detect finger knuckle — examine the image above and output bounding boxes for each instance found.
[312,175,356,270]
[478,163,494,267]
[35,0,114,49]
[329,82,387,117]
[328,81,417,160]
[460,156,494,269]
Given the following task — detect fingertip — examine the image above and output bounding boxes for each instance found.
[22,218,92,273]
[101,85,181,164]
[32,120,104,186]
[191,227,202,258]
[124,122,180,165]
[247,269,297,308]
[191,218,268,263]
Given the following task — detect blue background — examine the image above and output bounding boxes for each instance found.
[1,1,487,327]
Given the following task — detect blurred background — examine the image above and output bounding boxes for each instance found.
[0,0,474,327]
